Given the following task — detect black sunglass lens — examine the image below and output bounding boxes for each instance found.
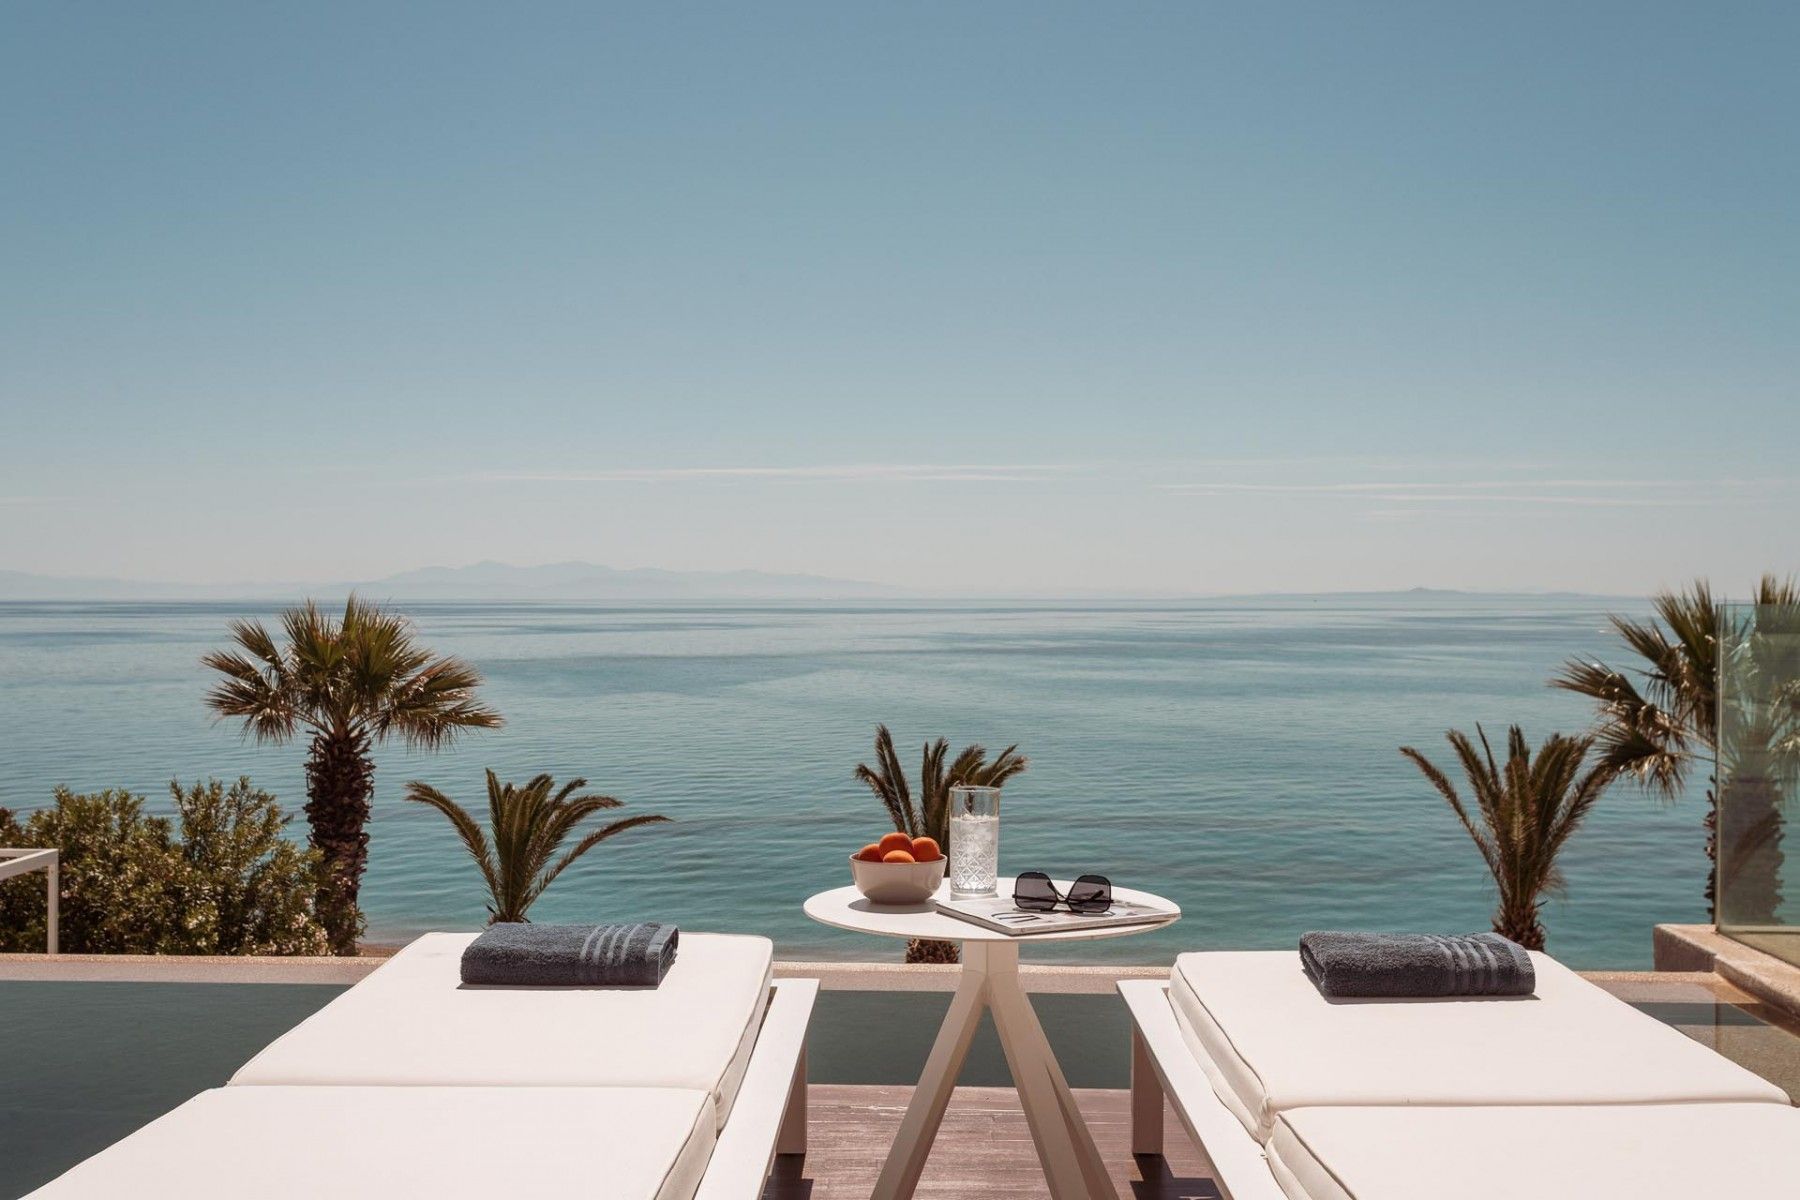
[1067,874,1112,913]
[1013,871,1060,912]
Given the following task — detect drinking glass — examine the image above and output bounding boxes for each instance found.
[948,785,1001,898]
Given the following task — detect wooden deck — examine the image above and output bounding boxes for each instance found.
[763,1084,1220,1199]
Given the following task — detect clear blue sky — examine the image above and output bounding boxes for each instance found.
[3,2,1795,594]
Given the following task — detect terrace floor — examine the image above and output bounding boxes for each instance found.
[761,973,1800,1199]
[763,1085,1214,1199]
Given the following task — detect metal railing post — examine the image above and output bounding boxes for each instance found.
[46,851,59,955]
[0,848,61,954]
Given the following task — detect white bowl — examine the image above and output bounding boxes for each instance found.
[849,852,947,905]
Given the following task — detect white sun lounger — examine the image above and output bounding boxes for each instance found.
[30,932,816,1200]
[1264,1102,1800,1200]
[1121,950,1797,1200]
[231,931,776,1131]
[26,1086,719,1200]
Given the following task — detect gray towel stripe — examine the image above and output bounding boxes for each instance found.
[579,925,609,985]
[603,923,634,978]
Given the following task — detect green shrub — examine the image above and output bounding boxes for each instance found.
[170,778,332,955]
[0,788,189,952]
[0,779,329,955]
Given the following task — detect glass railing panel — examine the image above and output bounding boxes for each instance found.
[1717,602,1800,965]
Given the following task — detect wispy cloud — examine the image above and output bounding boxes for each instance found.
[473,464,1085,484]
[1158,478,1792,508]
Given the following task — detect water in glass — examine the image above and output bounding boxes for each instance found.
[948,785,1000,897]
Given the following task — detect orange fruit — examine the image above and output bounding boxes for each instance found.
[856,843,884,862]
[910,836,942,862]
[877,831,914,856]
[881,849,917,864]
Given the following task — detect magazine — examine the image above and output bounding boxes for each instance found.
[936,889,1178,936]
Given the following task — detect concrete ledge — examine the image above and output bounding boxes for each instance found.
[1,952,1725,999]
[0,953,1168,992]
[0,953,377,984]
[1654,924,1725,972]
[1655,924,1800,1020]
[775,960,1170,994]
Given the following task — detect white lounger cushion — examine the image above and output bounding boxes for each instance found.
[230,931,773,1131]
[28,1085,714,1200]
[1266,1102,1800,1200]
[1170,950,1788,1141]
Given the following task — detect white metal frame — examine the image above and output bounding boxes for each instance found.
[694,976,818,1200]
[0,847,58,953]
[1117,979,1285,1200]
[874,940,1117,1200]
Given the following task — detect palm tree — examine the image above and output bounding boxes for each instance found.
[1553,576,1800,917]
[405,771,669,923]
[855,724,1029,963]
[1400,725,1611,950]
[203,596,502,953]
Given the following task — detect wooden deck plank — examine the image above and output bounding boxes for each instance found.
[762,1085,1222,1199]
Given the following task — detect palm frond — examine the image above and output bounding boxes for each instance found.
[403,781,499,901]
[1401,739,1497,878]
[201,639,301,743]
[410,770,667,922]
[206,595,503,749]
[1401,724,1612,949]
[918,738,951,844]
[855,724,912,833]
[532,813,672,905]
[974,744,1029,787]
[1553,578,1721,800]
[854,726,1031,843]
[854,725,920,836]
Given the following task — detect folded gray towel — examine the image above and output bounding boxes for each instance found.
[1299,931,1534,998]
[460,922,679,987]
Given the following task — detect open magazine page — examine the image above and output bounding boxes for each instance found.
[936,891,1177,936]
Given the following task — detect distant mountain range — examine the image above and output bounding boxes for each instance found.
[0,562,904,601]
[0,566,1637,603]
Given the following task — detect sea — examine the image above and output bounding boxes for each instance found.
[0,595,1703,968]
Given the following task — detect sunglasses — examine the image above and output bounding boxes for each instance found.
[1013,871,1113,914]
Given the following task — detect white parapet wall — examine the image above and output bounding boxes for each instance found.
[0,952,1164,991]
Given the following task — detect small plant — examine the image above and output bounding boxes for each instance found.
[0,779,328,955]
[854,724,1028,963]
[1400,725,1611,951]
[405,770,669,924]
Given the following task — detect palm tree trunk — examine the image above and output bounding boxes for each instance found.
[1494,904,1546,951]
[305,728,374,955]
[1703,783,1718,921]
[1718,773,1784,926]
[904,938,960,964]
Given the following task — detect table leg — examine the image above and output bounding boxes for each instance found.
[983,943,1120,1200]
[870,952,989,1200]
[1130,1024,1164,1155]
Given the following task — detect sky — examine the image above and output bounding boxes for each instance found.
[2,2,1795,596]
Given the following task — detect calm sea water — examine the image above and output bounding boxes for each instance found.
[0,597,1702,968]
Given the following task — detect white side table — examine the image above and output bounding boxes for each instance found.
[804,877,1179,1200]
